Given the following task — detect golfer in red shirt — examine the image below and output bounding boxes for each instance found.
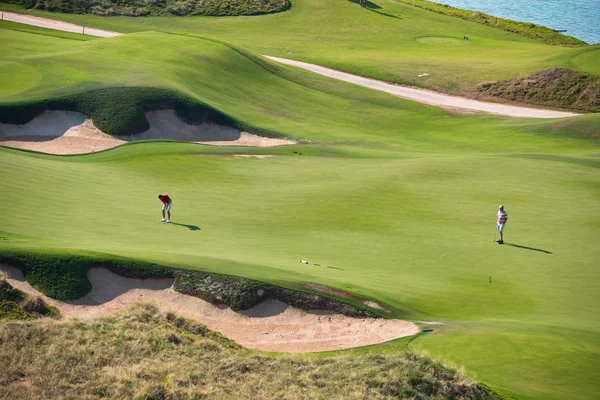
[158,194,172,223]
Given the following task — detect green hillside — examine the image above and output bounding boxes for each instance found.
[2,0,290,16]
[2,0,599,99]
[0,8,599,400]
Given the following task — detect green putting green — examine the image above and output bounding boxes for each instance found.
[0,12,599,400]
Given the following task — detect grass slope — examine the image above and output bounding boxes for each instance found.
[395,0,586,46]
[473,68,600,112]
[0,19,599,400]
[2,0,290,16]
[0,303,498,399]
[1,0,599,99]
[1,21,598,151]
[0,247,377,315]
[1,143,599,399]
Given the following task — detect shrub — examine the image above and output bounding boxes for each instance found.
[21,297,60,317]
[1,0,291,17]
[0,86,286,138]
[0,277,60,320]
[173,270,376,316]
[0,248,172,300]
[0,279,26,303]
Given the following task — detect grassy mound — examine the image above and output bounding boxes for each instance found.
[1,22,598,150]
[0,274,59,320]
[396,0,586,46]
[0,302,499,399]
[0,248,172,299]
[2,0,290,16]
[473,68,600,112]
[2,0,599,99]
[0,86,252,137]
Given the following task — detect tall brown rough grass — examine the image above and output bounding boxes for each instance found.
[0,302,499,399]
[473,68,600,113]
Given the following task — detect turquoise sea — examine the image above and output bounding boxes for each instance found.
[437,0,600,44]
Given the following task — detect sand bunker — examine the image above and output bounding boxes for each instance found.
[0,110,295,155]
[0,265,419,353]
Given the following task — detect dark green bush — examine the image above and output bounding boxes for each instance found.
[0,86,286,138]
[173,270,376,317]
[0,278,60,320]
[2,0,290,17]
[0,248,172,300]
[173,270,265,311]
[0,300,30,320]
[0,279,27,303]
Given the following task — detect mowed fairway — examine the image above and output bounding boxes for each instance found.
[2,144,599,399]
[1,12,599,400]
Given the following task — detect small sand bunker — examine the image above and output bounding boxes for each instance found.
[0,110,295,155]
[1,265,419,353]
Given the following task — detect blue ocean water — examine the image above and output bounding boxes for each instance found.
[436,0,600,44]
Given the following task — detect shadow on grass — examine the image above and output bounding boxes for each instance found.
[170,222,201,231]
[506,243,553,254]
[347,0,403,19]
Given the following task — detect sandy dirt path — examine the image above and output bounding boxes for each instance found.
[1,265,420,353]
[1,10,121,37]
[265,56,580,119]
[2,11,579,118]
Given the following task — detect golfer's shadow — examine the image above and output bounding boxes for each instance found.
[170,222,201,231]
[349,0,381,8]
[506,243,552,254]
[347,0,403,19]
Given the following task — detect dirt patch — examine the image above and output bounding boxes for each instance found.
[304,283,356,300]
[1,264,419,353]
[439,106,479,116]
[0,110,295,155]
[304,283,391,313]
[361,300,391,313]
[233,154,277,158]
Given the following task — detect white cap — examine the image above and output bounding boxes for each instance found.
[499,205,504,209]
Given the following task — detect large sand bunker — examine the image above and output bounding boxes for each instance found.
[0,265,419,353]
[0,110,295,155]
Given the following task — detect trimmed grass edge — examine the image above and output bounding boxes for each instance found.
[0,247,378,317]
